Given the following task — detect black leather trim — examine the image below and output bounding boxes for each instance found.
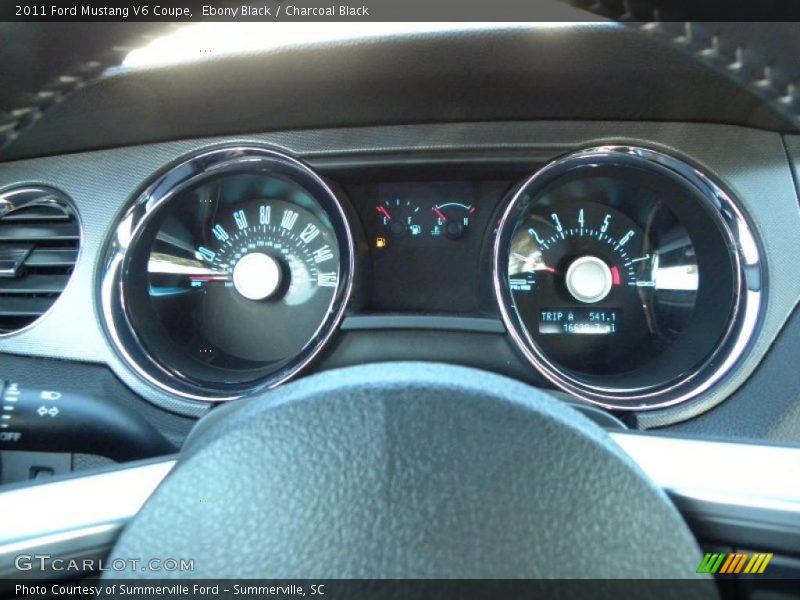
[657,289,800,443]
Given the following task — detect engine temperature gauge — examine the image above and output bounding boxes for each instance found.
[432,202,475,239]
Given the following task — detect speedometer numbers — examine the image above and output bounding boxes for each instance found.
[103,147,353,402]
[146,198,341,371]
[167,199,339,305]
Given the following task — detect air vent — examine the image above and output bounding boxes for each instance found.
[0,187,80,334]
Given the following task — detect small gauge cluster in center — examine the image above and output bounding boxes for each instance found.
[374,181,477,245]
[341,179,509,313]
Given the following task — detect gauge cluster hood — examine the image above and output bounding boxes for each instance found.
[0,23,794,162]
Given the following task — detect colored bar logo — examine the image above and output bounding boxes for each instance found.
[696,552,773,574]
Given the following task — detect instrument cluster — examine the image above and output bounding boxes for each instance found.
[99,145,763,411]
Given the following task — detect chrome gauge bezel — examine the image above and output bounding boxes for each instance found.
[493,146,764,411]
[100,146,355,402]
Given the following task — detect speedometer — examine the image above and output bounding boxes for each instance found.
[147,198,339,368]
[101,147,353,402]
[495,146,763,410]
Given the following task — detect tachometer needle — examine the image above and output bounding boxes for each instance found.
[512,252,558,273]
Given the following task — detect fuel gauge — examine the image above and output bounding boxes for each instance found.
[376,199,423,238]
[432,202,476,239]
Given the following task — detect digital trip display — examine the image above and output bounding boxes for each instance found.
[539,309,621,335]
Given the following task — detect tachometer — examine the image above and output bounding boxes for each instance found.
[508,200,698,375]
[495,146,762,410]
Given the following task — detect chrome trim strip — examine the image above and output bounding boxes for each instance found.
[612,432,800,553]
[610,433,800,514]
[492,146,765,410]
[0,435,797,568]
[0,459,175,576]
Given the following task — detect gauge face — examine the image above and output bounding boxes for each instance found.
[146,197,340,371]
[103,148,352,401]
[509,199,697,375]
[372,182,478,246]
[359,180,493,313]
[495,147,762,409]
[432,202,475,239]
[377,198,423,238]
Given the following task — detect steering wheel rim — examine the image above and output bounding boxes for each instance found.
[105,362,714,582]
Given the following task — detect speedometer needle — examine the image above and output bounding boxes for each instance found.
[189,274,231,282]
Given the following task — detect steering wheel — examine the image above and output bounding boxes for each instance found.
[105,363,714,585]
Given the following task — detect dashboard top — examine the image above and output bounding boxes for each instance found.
[2,23,798,163]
